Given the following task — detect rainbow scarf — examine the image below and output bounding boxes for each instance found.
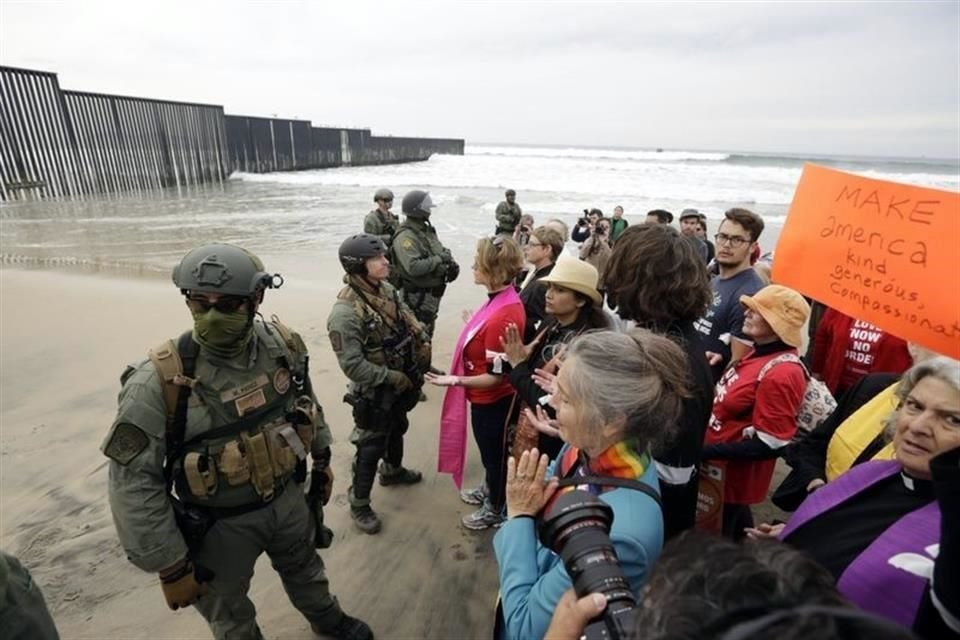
[554,437,651,499]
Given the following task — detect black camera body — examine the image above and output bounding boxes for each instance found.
[538,490,637,640]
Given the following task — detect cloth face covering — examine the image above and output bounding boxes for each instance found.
[192,308,253,358]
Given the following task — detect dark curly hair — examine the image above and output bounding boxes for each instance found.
[605,224,712,326]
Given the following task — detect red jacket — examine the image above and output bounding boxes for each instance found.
[705,346,807,504]
[812,309,912,396]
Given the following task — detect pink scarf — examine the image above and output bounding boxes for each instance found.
[437,287,522,488]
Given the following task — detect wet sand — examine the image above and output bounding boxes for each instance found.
[0,266,499,639]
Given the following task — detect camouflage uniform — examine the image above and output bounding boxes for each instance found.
[391,218,457,338]
[495,200,522,235]
[327,276,430,514]
[363,209,399,250]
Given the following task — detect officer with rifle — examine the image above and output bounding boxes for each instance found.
[100,243,372,640]
[328,234,432,535]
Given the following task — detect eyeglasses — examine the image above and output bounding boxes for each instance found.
[187,294,248,313]
[715,233,750,248]
[527,240,543,247]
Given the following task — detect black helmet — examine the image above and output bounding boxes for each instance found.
[339,234,386,274]
[172,243,282,297]
[374,188,394,203]
[505,188,516,197]
[401,190,435,219]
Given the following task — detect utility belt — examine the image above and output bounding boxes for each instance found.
[402,284,446,297]
[175,395,318,506]
[345,385,419,428]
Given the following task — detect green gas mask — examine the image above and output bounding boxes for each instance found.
[192,308,254,359]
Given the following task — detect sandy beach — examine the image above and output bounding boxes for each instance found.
[0,264,503,639]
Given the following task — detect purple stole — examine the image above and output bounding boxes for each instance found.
[780,460,940,628]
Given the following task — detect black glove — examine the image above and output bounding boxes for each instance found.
[305,453,335,549]
[443,259,460,283]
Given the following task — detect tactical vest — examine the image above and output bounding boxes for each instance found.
[335,283,416,395]
[392,221,446,289]
[150,317,318,509]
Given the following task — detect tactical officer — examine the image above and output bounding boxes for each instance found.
[328,234,431,534]
[391,190,459,339]
[101,244,371,640]
[495,188,522,235]
[363,188,398,249]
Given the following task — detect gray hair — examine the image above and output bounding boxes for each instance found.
[563,328,690,447]
[883,355,960,441]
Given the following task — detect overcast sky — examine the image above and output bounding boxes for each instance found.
[2,1,958,158]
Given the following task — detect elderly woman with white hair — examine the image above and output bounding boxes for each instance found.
[492,329,690,640]
[750,355,960,639]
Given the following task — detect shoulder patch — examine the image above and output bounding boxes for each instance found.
[102,423,150,465]
[402,238,414,249]
[329,330,343,353]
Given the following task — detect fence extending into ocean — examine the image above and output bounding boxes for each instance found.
[0,66,464,201]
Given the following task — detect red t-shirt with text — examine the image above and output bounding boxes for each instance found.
[704,348,806,504]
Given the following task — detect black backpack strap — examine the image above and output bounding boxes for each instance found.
[556,474,662,510]
[163,331,199,485]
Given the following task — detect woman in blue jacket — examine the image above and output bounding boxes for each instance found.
[493,329,690,640]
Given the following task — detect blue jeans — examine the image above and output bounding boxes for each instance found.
[470,394,513,510]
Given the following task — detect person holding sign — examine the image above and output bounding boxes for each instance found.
[693,208,767,382]
[701,284,811,539]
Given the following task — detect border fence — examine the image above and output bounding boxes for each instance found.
[0,66,464,202]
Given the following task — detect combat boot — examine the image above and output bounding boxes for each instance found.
[312,612,374,640]
[378,462,423,486]
[350,505,382,535]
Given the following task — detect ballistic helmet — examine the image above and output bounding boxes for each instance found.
[374,188,394,203]
[339,234,387,275]
[401,190,435,219]
[172,243,282,297]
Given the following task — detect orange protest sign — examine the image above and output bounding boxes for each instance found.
[773,164,960,358]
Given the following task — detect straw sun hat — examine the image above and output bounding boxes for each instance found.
[739,285,811,348]
[539,256,603,307]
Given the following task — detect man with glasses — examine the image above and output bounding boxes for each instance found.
[364,188,399,250]
[694,208,766,381]
[101,243,372,640]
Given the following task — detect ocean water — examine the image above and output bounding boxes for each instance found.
[1,143,957,287]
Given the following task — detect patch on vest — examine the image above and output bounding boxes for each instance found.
[220,374,270,402]
[273,368,291,394]
[329,331,343,353]
[235,388,267,416]
[102,423,149,465]
[402,238,414,249]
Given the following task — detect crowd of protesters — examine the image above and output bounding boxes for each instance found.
[436,196,957,639]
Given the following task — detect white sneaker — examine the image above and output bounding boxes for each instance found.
[459,484,488,506]
[461,503,505,530]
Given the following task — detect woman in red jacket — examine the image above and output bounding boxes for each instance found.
[812,307,912,397]
[701,285,811,540]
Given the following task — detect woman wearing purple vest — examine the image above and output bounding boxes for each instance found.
[748,356,960,639]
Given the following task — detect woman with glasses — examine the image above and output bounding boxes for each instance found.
[501,257,611,461]
[428,235,526,530]
[517,226,565,341]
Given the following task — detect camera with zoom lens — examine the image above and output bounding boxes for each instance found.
[538,490,636,640]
